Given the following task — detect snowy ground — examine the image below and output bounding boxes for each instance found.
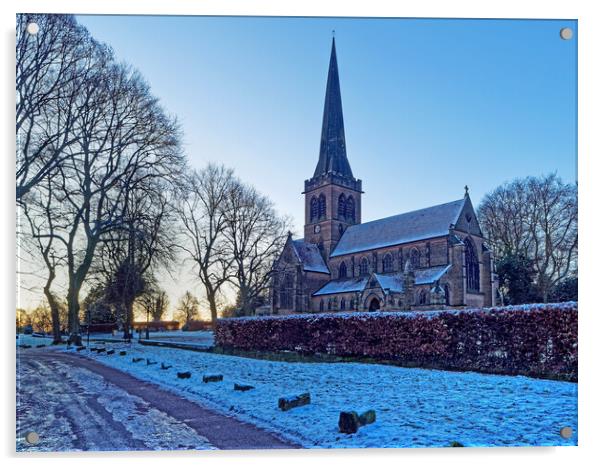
[16,334,55,347]
[76,341,578,449]
[82,330,215,347]
[143,330,214,346]
[16,349,215,451]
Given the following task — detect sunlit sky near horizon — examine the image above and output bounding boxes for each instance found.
[19,15,577,316]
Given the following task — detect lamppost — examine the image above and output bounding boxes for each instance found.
[145,306,150,340]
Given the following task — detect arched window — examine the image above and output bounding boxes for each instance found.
[279,282,287,308]
[417,289,428,305]
[346,196,355,222]
[319,299,324,312]
[383,253,393,273]
[359,257,369,276]
[318,194,326,220]
[279,274,293,309]
[310,197,318,222]
[465,238,480,292]
[338,193,347,219]
[444,284,450,305]
[340,298,346,311]
[339,261,347,278]
[410,248,420,268]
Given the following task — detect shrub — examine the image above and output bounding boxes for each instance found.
[215,302,577,381]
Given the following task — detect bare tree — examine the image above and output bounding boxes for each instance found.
[177,165,235,327]
[30,301,53,333]
[21,177,65,343]
[139,288,169,322]
[175,291,200,325]
[16,14,91,201]
[16,308,32,333]
[93,183,179,339]
[52,56,182,341]
[478,173,577,302]
[17,15,183,345]
[223,183,289,315]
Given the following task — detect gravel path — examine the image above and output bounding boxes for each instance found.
[17,349,298,451]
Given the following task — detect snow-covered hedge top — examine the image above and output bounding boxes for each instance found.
[220,301,577,323]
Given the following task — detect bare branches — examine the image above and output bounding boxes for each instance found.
[16,14,98,201]
[176,163,290,320]
[176,164,235,326]
[222,182,290,315]
[17,14,184,337]
[478,174,577,302]
[174,291,200,325]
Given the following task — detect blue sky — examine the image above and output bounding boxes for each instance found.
[76,15,577,232]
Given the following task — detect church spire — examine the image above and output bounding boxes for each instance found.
[313,37,354,179]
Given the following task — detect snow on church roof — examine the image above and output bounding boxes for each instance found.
[313,277,368,296]
[292,240,330,274]
[313,265,452,296]
[330,198,467,257]
[414,265,452,285]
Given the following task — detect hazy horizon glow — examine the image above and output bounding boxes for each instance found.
[18,15,577,316]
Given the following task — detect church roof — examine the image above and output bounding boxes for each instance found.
[312,265,452,296]
[414,264,452,285]
[312,37,354,180]
[292,240,330,274]
[313,277,368,296]
[330,198,467,257]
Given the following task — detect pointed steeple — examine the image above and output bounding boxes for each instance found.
[313,37,354,179]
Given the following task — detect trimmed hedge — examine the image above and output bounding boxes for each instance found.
[215,302,578,381]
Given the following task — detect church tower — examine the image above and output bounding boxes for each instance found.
[304,38,362,257]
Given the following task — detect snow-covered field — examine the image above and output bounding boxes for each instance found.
[78,330,215,347]
[16,334,55,347]
[78,342,578,449]
[143,330,214,346]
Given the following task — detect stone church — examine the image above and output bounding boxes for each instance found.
[270,38,498,314]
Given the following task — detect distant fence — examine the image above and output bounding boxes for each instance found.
[215,302,578,381]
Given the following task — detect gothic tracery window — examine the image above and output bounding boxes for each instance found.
[338,193,346,219]
[417,289,428,305]
[465,237,480,292]
[339,261,347,278]
[383,253,393,273]
[410,248,420,268]
[279,274,294,309]
[318,194,326,220]
[359,257,369,276]
[310,197,318,222]
[346,196,355,222]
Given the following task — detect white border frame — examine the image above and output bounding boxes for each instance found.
[2,1,600,465]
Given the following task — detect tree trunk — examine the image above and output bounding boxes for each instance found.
[207,291,219,330]
[44,288,62,344]
[123,299,135,340]
[239,285,250,316]
[42,266,62,344]
[66,285,81,336]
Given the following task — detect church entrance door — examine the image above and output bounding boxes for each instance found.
[368,298,380,311]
